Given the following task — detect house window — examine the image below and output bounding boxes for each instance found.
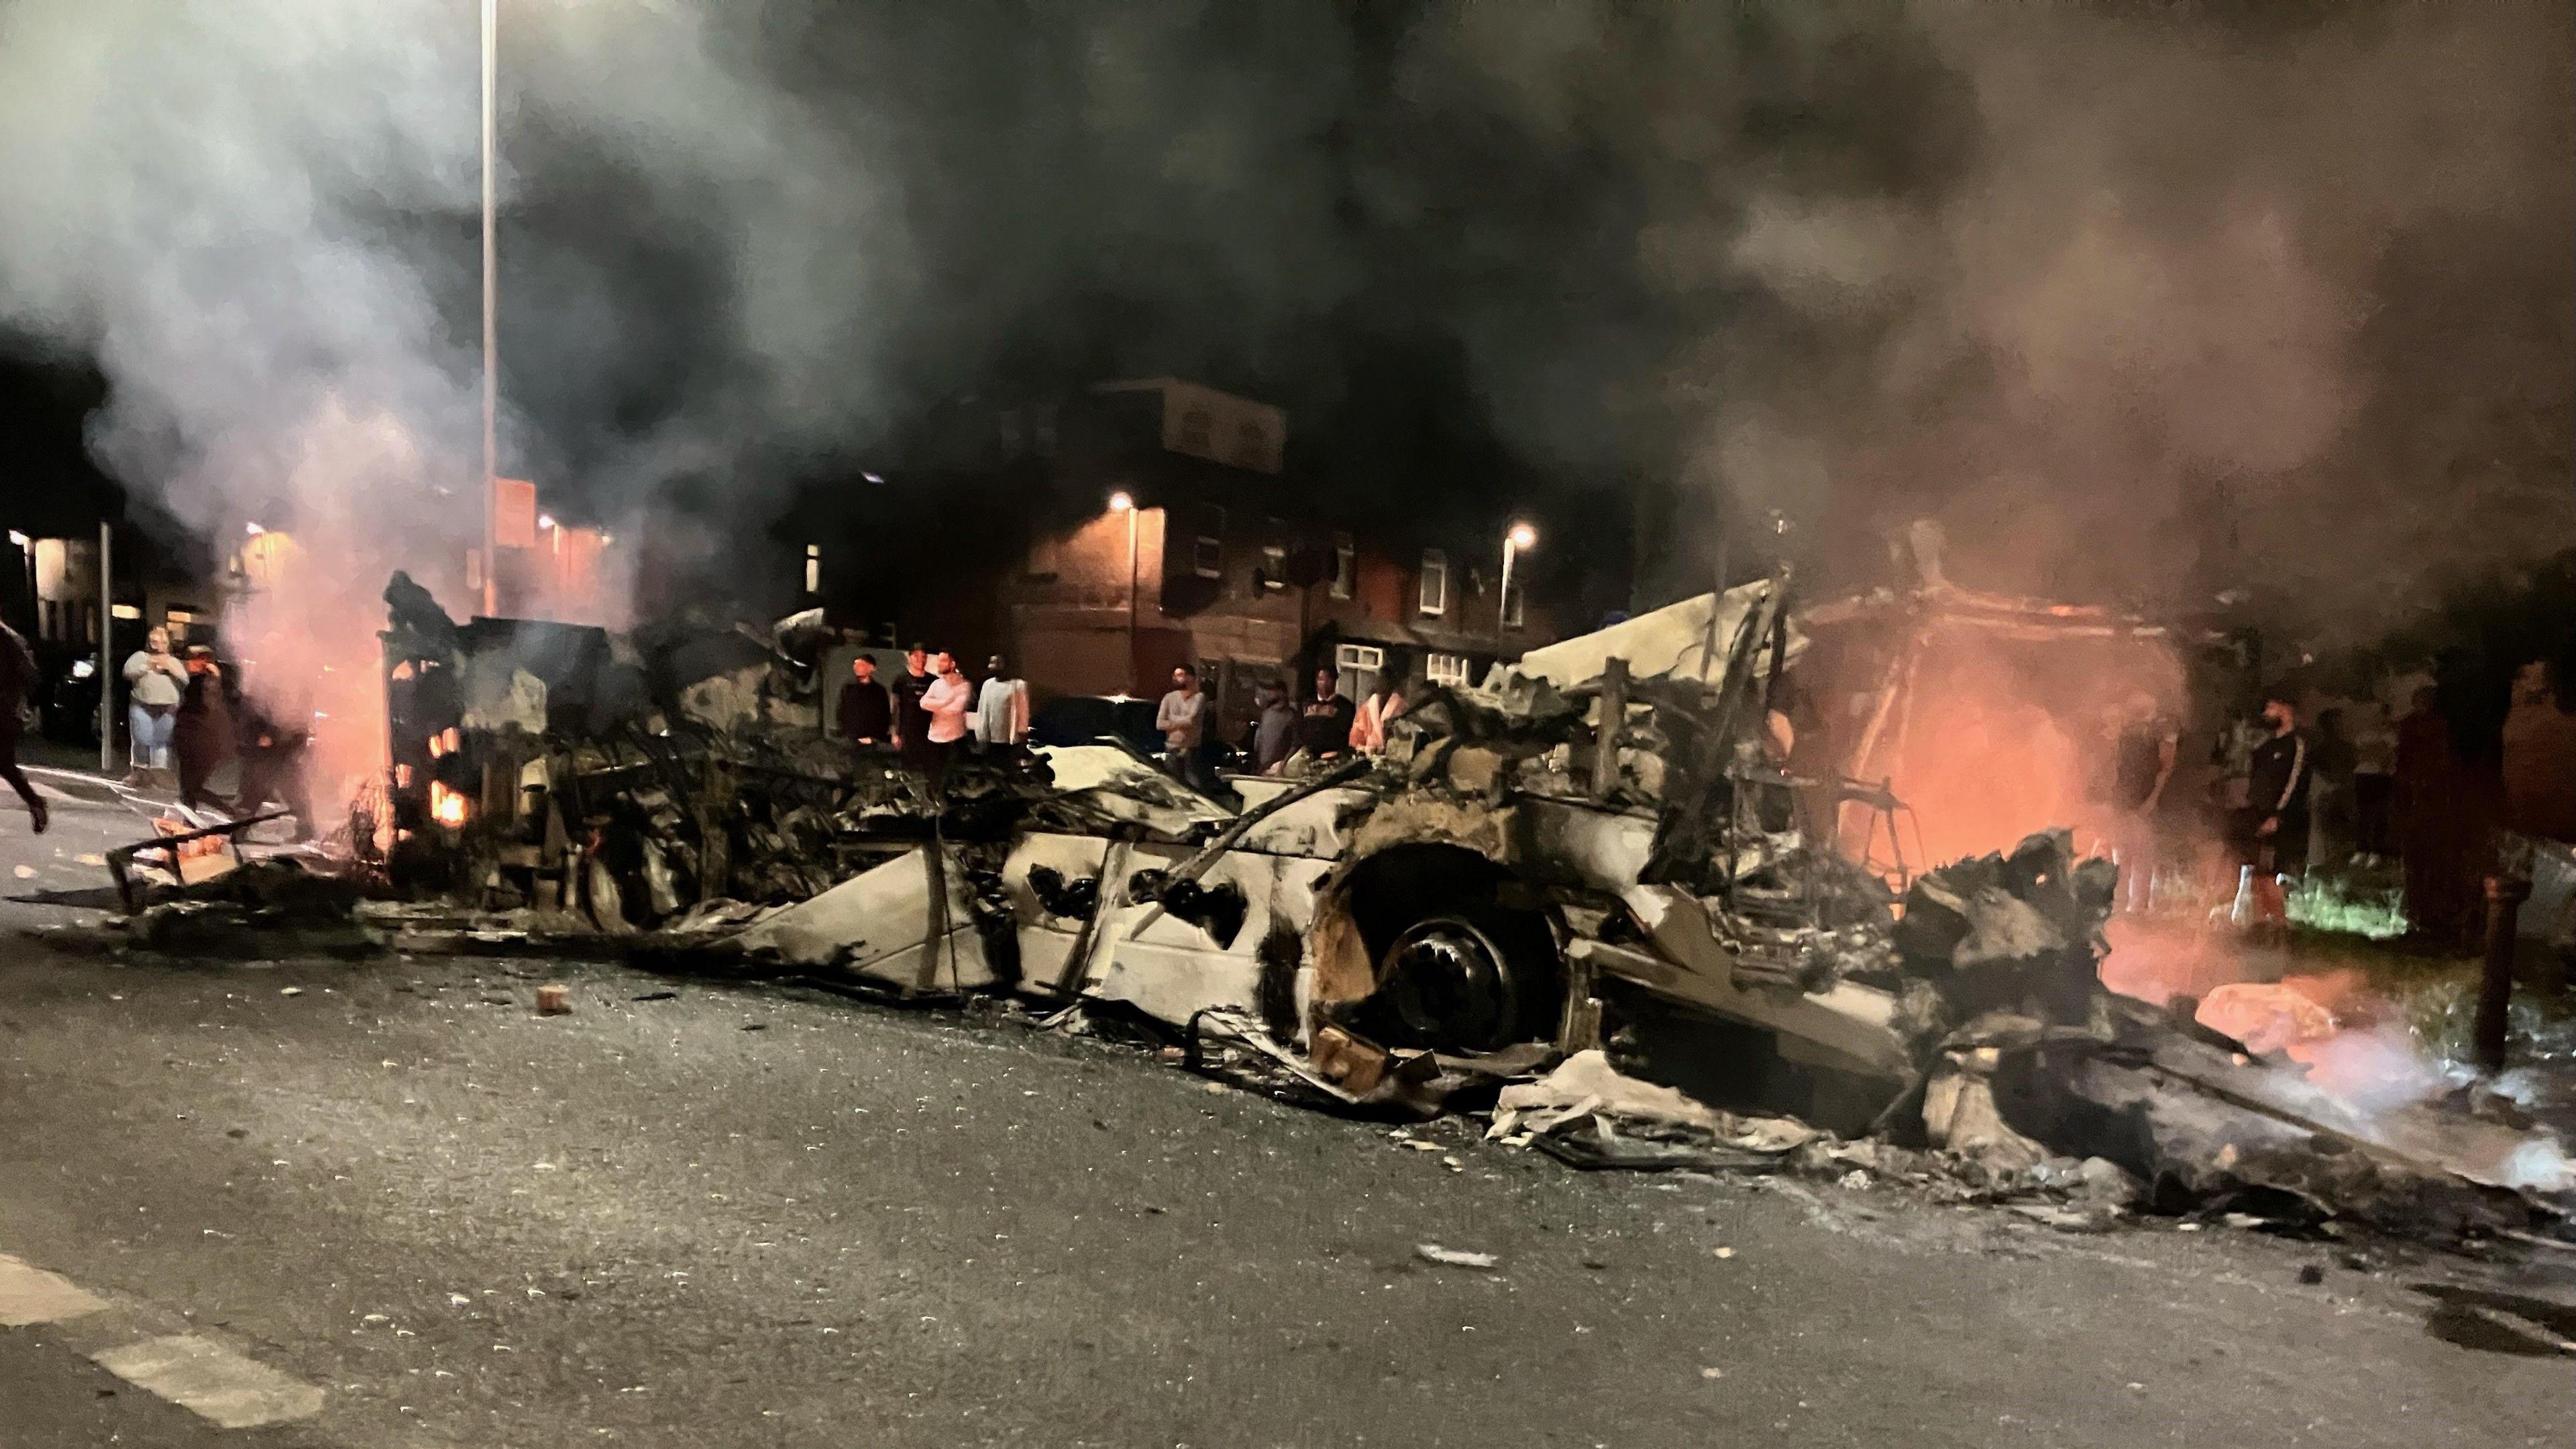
[1034,402,1059,455]
[1177,408,1213,455]
[1331,533,1354,599]
[1333,643,1383,700]
[1193,504,1226,579]
[1234,419,1268,469]
[1426,652,1472,688]
[1417,548,1448,616]
[1260,541,1287,594]
[804,543,821,594]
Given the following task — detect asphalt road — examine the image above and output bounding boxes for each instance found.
[1,775,2571,1448]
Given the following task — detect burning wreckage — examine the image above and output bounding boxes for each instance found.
[106,570,2576,1247]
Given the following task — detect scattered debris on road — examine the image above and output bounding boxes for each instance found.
[32,570,2573,1256]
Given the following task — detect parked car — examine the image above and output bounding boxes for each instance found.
[36,639,103,745]
[1028,694,1164,755]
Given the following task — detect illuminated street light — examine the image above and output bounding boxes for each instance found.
[1501,521,1538,633]
[537,513,556,531]
[1110,492,1139,690]
[244,521,265,535]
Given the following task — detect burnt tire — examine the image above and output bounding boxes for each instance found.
[1375,902,1560,1054]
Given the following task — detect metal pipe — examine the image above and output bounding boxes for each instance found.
[97,519,112,772]
[2475,874,2530,1073]
[480,0,499,617]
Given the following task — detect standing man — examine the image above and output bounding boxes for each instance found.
[837,654,892,747]
[892,643,934,769]
[1295,666,1354,762]
[2108,693,2178,914]
[1252,676,1296,773]
[172,645,233,814]
[1156,665,1208,786]
[123,625,186,782]
[0,618,46,834]
[2241,694,2312,881]
[973,655,1029,750]
[918,650,975,793]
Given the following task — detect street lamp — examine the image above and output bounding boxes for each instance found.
[1500,521,1538,633]
[1108,491,1138,694]
[480,0,500,616]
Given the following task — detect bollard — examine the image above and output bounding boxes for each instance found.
[536,982,572,1016]
[2473,875,2530,1073]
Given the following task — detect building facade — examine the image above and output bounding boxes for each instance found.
[813,378,1582,747]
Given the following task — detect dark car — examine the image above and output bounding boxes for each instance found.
[1027,694,1164,755]
[1027,693,1249,778]
[36,638,105,745]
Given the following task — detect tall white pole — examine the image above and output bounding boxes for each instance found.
[480,0,499,618]
[1499,535,1517,636]
[97,521,112,773]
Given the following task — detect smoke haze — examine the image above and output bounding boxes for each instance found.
[0,1,2565,649]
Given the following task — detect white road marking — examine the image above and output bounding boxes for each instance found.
[0,1252,109,1326]
[91,1334,326,1430]
[3,1249,329,1430]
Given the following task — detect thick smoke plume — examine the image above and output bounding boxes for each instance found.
[0,2,2567,665]
[1404,4,2573,642]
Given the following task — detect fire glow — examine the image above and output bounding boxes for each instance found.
[429,780,469,829]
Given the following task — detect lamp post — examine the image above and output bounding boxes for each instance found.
[97,521,112,772]
[479,0,500,616]
[1499,521,1538,637]
[1108,491,1138,695]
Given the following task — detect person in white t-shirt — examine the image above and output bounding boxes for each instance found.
[919,651,975,794]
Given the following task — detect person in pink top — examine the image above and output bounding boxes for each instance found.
[919,650,975,794]
[1350,675,1406,756]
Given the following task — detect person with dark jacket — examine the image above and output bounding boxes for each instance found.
[1252,678,1296,773]
[2239,696,2312,875]
[1293,667,1355,761]
[891,644,933,766]
[837,655,892,746]
[0,620,46,833]
[172,647,234,813]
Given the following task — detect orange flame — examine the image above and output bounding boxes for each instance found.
[429,780,469,828]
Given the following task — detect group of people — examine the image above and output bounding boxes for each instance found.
[1177,664,1409,784]
[836,645,1028,789]
[123,627,318,841]
[0,621,319,843]
[2103,688,2379,931]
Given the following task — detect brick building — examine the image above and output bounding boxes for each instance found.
[795,378,1589,744]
